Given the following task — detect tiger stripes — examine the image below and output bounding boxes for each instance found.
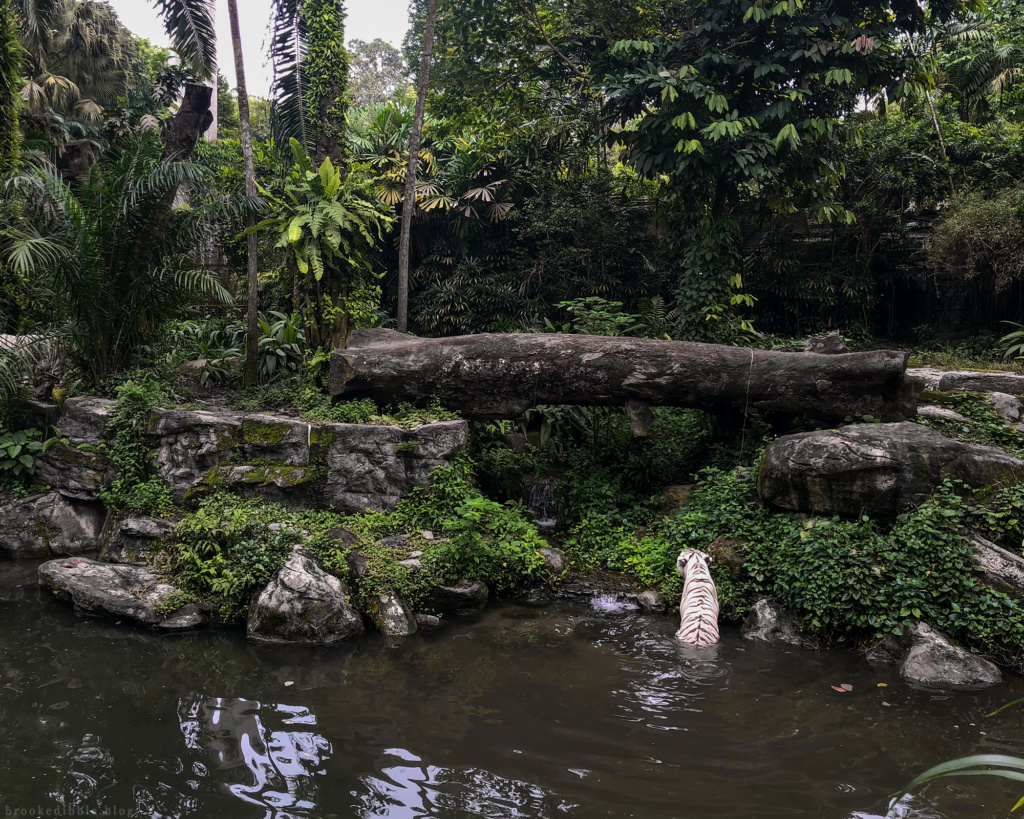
[674,549,720,646]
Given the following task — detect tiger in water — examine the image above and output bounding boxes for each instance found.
[674,549,720,646]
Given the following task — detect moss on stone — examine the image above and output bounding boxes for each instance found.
[241,420,291,445]
[395,439,420,456]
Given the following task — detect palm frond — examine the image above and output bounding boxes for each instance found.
[151,0,216,80]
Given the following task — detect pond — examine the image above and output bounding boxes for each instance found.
[1,560,1022,819]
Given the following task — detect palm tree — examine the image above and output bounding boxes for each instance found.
[2,133,234,383]
[226,0,258,387]
[397,0,439,333]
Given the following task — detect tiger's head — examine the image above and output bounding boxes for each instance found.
[675,548,712,578]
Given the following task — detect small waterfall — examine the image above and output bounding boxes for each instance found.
[527,479,560,531]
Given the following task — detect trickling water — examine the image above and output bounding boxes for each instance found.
[589,594,640,614]
[2,560,1023,818]
[527,479,560,531]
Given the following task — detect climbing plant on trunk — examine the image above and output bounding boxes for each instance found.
[270,0,350,165]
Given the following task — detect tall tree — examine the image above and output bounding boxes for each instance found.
[270,0,350,165]
[226,0,259,387]
[0,0,20,173]
[396,0,438,334]
[348,38,407,106]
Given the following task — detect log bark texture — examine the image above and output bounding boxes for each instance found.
[330,329,916,422]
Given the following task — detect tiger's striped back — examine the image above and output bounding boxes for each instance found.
[674,549,720,646]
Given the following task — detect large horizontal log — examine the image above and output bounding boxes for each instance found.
[330,329,916,422]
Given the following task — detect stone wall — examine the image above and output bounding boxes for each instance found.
[0,397,469,558]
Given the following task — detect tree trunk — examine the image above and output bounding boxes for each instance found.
[227,0,259,388]
[330,329,917,422]
[161,83,215,161]
[396,0,439,333]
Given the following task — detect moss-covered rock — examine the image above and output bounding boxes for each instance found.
[758,422,1024,519]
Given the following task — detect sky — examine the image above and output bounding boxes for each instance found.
[106,0,411,98]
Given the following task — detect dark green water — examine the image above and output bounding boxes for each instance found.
[2,560,1023,819]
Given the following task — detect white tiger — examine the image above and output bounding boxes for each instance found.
[674,549,720,646]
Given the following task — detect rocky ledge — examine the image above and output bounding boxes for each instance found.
[758,422,1024,519]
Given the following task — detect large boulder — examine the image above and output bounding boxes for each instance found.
[38,557,206,629]
[100,516,176,566]
[148,408,243,503]
[34,441,113,501]
[0,493,106,559]
[247,546,365,644]
[741,599,809,647]
[54,397,116,443]
[990,392,1022,424]
[899,623,1002,689]
[758,422,1024,519]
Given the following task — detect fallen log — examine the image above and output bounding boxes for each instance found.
[330,329,916,422]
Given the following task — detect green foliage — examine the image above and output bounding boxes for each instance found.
[0,0,20,173]
[3,134,235,384]
[171,494,301,618]
[99,375,174,516]
[0,425,53,490]
[915,390,1024,458]
[928,187,1024,293]
[165,455,546,617]
[894,754,1024,813]
[253,139,393,352]
[566,465,1024,668]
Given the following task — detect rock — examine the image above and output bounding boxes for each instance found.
[539,547,566,574]
[741,599,807,647]
[969,533,1024,597]
[706,535,745,580]
[148,408,242,503]
[38,557,206,629]
[54,397,116,443]
[369,593,418,636]
[905,368,947,391]
[0,493,107,559]
[34,441,113,501]
[428,580,489,616]
[660,485,695,517]
[321,421,469,514]
[917,404,967,423]
[758,422,1024,519]
[625,399,655,437]
[247,546,365,644]
[238,414,311,466]
[345,547,369,579]
[415,613,443,630]
[937,371,1024,394]
[990,392,1022,424]
[636,589,667,613]
[865,634,906,666]
[804,331,849,355]
[100,517,175,566]
[201,464,317,507]
[899,623,1001,689]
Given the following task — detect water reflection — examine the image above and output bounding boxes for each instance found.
[352,747,572,818]
[178,695,330,817]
